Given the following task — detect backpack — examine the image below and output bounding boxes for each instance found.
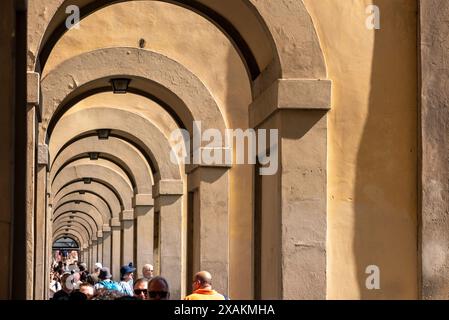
[99,280,122,292]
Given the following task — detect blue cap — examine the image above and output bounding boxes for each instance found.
[120,265,136,275]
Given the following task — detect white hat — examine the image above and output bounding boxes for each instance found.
[95,262,102,269]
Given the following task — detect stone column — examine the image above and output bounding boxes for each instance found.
[249,79,331,299]
[187,167,229,295]
[120,210,134,267]
[153,180,183,299]
[89,243,93,272]
[110,218,121,281]
[25,104,37,300]
[44,192,52,300]
[83,244,89,268]
[102,225,112,269]
[133,194,154,278]
[96,230,103,265]
[34,144,48,300]
[91,240,98,267]
[420,0,449,299]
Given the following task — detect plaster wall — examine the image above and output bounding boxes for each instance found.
[304,0,418,299]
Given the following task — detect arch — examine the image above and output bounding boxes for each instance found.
[55,192,112,223]
[54,181,121,217]
[53,202,103,232]
[49,107,181,181]
[53,228,88,249]
[54,222,91,244]
[40,47,226,140]
[52,160,134,210]
[29,0,276,79]
[51,136,153,193]
[53,230,85,248]
[53,210,98,237]
[53,236,81,249]
[54,215,96,240]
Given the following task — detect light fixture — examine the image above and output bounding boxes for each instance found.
[97,129,111,140]
[75,200,80,204]
[83,178,92,185]
[89,152,99,160]
[79,191,85,195]
[69,216,74,219]
[65,229,69,232]
[110,78,131,94]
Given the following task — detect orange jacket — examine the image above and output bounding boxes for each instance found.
[184,288,225,300]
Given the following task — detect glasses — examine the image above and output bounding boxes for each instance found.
[148,291,168,299]
[134,289,148,296]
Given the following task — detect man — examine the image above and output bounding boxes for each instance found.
[148,276,170,300]
[133,278,148,300]
[78,262,89,282]
[119,264,136,296]
[51,273,73,300]
[79,282,95,300]
[142,264,154,280]
[184,271,225,300]
[87,262,102,285]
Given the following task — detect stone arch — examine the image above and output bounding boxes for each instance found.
[52,235,81,248]
[54,221,92,243]
[29,0,279,78]
[53,227,89,256]
[54,215,96,240]
[52,161,134,210]
[54,181,121,217]
[55,192,111,225]
[54,229,86,248]
[53,202,103,233]
[49,107,182,181]
[40,47,227,139]
[51,136,153,194]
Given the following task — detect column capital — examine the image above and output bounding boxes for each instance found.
[249,79,332,127]
[96,231,103,239]
[120,210,134,221]
[187,166,229,192]
[102,225,111,233]
[153,180,183,198]
[37,144,49,168]
[133,194,154,207]
[110,217,121,227]
[27,71,40,106]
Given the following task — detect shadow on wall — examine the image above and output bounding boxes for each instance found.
[353,0,418,299]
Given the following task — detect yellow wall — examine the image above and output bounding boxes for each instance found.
[304,0,418,299]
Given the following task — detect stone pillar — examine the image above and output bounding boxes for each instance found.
[111,218,121,281]
[83,244,89,268]
[102,225,112,269]
[89,242,94,272]
[187,167,229,295]
[420,0,449,299]
[154,180,183,299]
[25,104,37,300]
[133,194,154,278]
[249,79,331,299]
[34,144,48,300]
[91,240,98,267]
[96,230,103,265]
[120,210,134,267]
[44,192,52,300]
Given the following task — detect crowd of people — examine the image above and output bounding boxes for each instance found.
[49,260,226,301]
